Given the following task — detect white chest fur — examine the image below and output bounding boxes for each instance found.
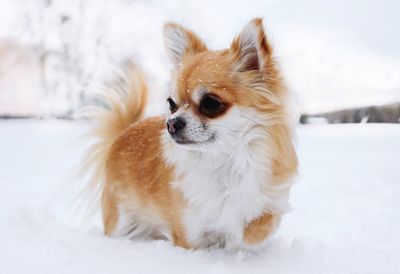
[177,150,268,248]
[163,129,290,248]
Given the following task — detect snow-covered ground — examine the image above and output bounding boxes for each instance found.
[0,120,399,273]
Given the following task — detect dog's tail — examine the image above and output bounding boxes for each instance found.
[76,62,148,220]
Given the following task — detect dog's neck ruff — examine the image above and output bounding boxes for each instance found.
[162,121,291,215]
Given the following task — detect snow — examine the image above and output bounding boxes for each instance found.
[0,120,399,273]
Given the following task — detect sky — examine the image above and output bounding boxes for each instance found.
[0,0,399,115]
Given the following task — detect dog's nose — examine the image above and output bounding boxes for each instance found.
[167,117,186,135]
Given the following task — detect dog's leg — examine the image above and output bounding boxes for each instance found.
[168,220,192,249]
[243,212,280,245]
[172,231,191,249]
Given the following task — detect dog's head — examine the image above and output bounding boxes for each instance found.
[163,18,288,153]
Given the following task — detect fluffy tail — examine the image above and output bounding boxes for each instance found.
[76,62,147,220]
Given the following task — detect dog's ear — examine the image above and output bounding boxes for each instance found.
[163,23,207,68]
[230,18,272,72]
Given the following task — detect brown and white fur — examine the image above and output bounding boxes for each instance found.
[80,18,298,250]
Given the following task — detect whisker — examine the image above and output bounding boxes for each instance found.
[210,125,250,134]
[211,131,236,155]
[239,114,265,127]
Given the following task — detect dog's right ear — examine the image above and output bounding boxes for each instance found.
[163,23,207,68]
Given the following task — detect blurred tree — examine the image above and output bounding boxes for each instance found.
[20,0,108,117]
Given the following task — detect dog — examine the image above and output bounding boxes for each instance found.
[80,18,298,250]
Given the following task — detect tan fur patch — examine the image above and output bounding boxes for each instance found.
[243,213,280,245]
[105,117,190,247]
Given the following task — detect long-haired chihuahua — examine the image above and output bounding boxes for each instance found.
[80,18,298,250]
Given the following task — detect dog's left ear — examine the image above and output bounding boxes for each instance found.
[164,23,207,68]
[230,18,272,72]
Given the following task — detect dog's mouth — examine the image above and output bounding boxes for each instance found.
[172,134,215,146]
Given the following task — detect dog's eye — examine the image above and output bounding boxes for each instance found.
[199,94,225,117]
[167,97,178,113]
